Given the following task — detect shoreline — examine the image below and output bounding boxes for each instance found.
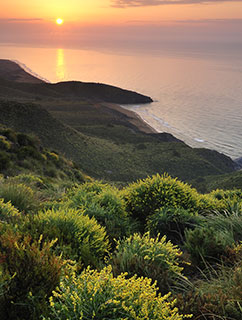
[102,102,158,134]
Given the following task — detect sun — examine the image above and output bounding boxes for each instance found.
[56,18,63,25]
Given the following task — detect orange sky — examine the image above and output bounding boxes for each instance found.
[1,0,242,25]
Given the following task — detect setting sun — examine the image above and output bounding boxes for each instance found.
[56,18,63,25]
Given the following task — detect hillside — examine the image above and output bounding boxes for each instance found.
[0,124,87,183]
[0,100,237,182]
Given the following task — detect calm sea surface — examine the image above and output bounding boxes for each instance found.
[1,43,242,159]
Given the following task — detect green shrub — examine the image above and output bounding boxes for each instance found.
[123,174,206,223]
[67,182,135,241]
[17,146,43,161]
[0,128,17,143]
[0,183,39,213]
[27,208,110,268]
[184,227,233,267]
[0,231,63,320]
[0,135,11,150]
[210,189,242,201]
[44,265,186,320]
[110,232,184,293]
[17,133,38,148]
[0,198,20,223]
[8,174,45,189]
[147,207,202,245]
[0,151,10,171]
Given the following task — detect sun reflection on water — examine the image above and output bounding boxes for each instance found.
[56,48,65,81]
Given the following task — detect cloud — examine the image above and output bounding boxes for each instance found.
[126,18,242,24]
[112,0,242,8]
[0,18,43,23]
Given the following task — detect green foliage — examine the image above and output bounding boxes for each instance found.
[147,207,202,245]
[123,174,210,223]
[0,198,20,223]
[0,182,39,213]
[0,127,17,143]
[204,211,242,243]
[67,181,135,241]
[0,135,11,150]
[44,265,186,320]
[177,254,242,320]
[17,146,43,161]
[210,188,242,201]
[0,151,10,171]
[7,174,45,189]
[184,227,233,267]
[27,208,110,268]
[0,231,63,320]
[17,133,38,148]
[110,232,184,293]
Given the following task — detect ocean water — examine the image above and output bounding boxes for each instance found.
[1,43,242,159]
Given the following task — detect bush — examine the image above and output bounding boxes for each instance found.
[0,128,17,143]
[0,151,10,171]
[110,232,184,293]
[43,265,186,320]
[147,207,202,245]
[0,231,63,320]
[17,146,43,161]
[123,174,208,223]
[0,198,20,223]
[27,208,110,268]
[0,135,11,150]
[184,227,233,267]
[67,182,135,241]
[17,133,38,148]
[8,174,45,189]
[0,183,39,213]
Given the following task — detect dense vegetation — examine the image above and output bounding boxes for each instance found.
[0,128,241,319]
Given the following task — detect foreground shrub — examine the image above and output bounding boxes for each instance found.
[0,231,63,320]
[147,207,202,245]
[0,198,20,223]
[0,183,39,213]
[28,208,110,268]
[111,232,184,293]
[44,265,186,320]
[67,181,135,241]
[123,174,206,223]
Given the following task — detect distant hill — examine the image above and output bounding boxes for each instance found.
[0,59,44,84]
[0,60,152,104]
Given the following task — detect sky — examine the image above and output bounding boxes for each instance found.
[1,0,242,49]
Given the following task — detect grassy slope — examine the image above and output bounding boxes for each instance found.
[0,100,237,183]
[0,124,87,182]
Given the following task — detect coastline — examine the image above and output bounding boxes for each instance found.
[102,102,158,134]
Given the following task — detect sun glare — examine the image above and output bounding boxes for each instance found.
[56,18,63,25]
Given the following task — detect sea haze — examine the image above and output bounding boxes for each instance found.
[1,41,242,159]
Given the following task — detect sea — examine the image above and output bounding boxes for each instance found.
[1,42,242,159]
